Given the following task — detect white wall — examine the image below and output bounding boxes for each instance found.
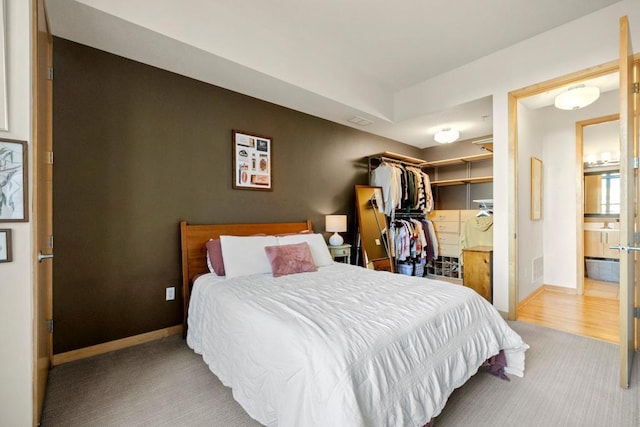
[0,1,34,426]
[396,0,640,311]
[516,104,544,300]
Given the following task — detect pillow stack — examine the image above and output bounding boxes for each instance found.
[205,233,335,278]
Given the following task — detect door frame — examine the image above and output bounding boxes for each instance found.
[575,113,620,297]
[507,61,618,319]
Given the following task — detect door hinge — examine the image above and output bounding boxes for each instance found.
[47,67,53,80]
[46,151,53,165]
[634,307,640,319]
[634,82,639,94]
[47,319,53,333]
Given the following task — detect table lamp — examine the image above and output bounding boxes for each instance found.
[325,215,347,246]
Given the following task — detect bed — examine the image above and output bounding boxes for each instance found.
[181,220,528,426]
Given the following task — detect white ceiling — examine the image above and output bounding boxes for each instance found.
[45,0,621,148]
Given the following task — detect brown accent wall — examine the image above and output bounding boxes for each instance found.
[52,37,422,353]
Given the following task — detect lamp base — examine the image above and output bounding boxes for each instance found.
[328,232,344,246]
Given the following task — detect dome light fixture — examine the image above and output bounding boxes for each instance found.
[434,128,460,144]
[554,84,600,110]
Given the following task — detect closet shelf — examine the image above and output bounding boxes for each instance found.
[431,176,493,186]
[424,153,493,168]
[368,151,427,166]
[471,137,494,153]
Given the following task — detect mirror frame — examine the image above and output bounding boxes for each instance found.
[354,185,394,272]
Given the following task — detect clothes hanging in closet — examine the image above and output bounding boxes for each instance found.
[391,218,437,263]
[370,161,434,216]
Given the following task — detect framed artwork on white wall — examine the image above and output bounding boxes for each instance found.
[0,228,11,262]
[0,0,7,131]
[0,139,28,222]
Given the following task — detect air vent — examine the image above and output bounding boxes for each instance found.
[532,256,543,282]
[347,116,374,126]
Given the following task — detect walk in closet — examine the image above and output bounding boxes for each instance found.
[364,137,494,291]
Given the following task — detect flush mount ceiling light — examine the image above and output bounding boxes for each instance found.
[434,128,460,144]
[554,84,600,110]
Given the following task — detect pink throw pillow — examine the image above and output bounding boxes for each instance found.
[206,239,225,276]
[264,242,318,277]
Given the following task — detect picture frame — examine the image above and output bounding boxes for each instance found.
[531,157,543,221]
[0,139,28,222]
[0,0,7,131]
[0,228,11,262]
[232,130,272,191]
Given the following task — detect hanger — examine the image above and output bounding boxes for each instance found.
[474,199,493,217]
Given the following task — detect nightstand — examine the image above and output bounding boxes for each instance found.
[328,244,351,264]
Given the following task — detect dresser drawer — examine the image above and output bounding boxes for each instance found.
[331,247,350,257]
[434,221,459,233]
[435,232,459,245]
[428,210,460,222]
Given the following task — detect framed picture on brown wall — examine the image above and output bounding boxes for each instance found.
[0,139,28,222]
[0,229,11,262]
[232,130,273,191]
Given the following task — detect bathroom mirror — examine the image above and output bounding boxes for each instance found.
[584,171,620,215]
[354,185,393,272]
[583,118,620,217]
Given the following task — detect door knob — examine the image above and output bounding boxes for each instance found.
[38,251,53,262]
[609,245,640,252]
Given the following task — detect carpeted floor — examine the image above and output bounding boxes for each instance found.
[40,321,640,426]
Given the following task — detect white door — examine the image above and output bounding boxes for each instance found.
[617,15,638,388]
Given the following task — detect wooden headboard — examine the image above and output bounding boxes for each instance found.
[180,219,313,334]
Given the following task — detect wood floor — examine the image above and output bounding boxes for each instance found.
[517,278,619,343]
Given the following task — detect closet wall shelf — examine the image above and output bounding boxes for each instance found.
[424,153,493,168]
[431,176,493,187]
[471,137,494,153]
[368,151,427,166]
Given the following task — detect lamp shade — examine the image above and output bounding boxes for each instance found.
[554,85,600,110]
[325,215,347,232]
[325,215,347,246]
[434,128,460,144]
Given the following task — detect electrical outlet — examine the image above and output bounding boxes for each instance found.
[165,287,175,301]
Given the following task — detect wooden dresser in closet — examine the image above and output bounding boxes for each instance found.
[462,246,493,302]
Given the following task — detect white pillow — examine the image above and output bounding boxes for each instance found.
[220,235,279,279]
[277,233,334,267]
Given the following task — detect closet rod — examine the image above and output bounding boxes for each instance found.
[373,157,428,166]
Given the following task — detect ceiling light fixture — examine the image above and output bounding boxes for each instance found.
[434,128,460,144]
[554,84,600,110]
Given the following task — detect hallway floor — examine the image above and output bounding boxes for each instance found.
[516,278,619,343]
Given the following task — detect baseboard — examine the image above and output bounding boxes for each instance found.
[52,324,183,366]
[517,285,545,311]
[543,284,577,294]
[518,284,577,312]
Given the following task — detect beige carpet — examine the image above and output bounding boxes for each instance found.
[41,322,640,426]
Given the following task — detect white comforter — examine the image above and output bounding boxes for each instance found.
[187,263,528,427]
